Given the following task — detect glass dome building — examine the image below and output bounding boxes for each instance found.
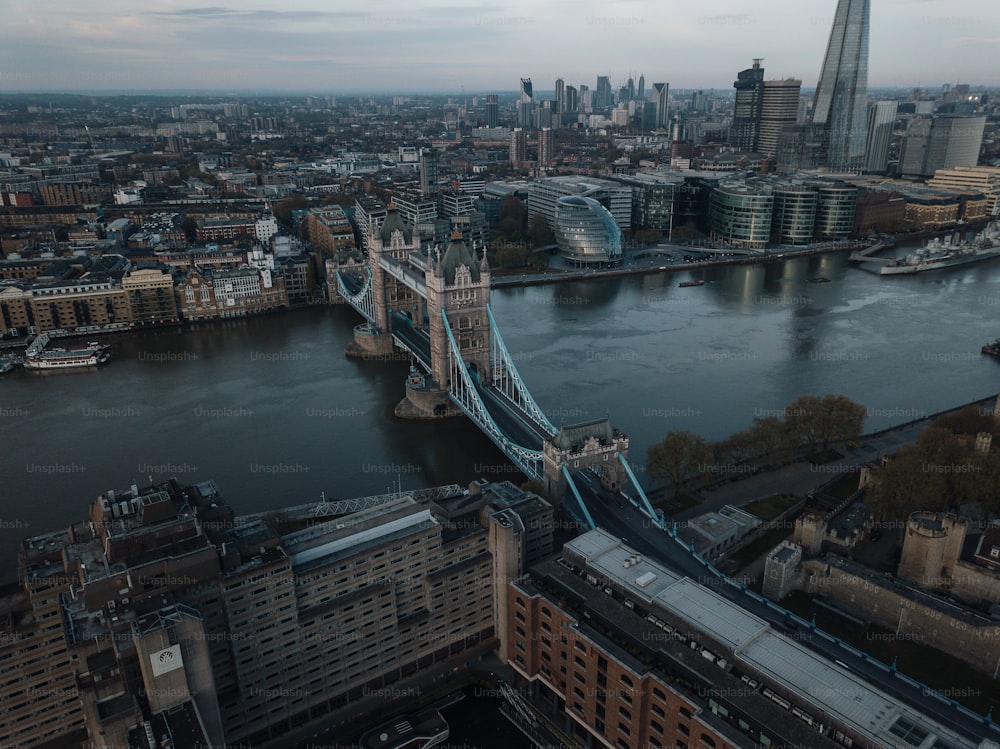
[553,196,623,266]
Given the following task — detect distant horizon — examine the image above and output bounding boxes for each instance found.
[2,1,998,95]
[0,82,996,101]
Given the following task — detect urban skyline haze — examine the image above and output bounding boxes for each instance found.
[0,0,998,95]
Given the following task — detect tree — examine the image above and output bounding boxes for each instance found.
[745,416,792,466]
[784,394,866,451]
[527,214,555,248]
[499,195,526,229]
[647,431,713,499]
[273,194,309,226]
[867,447,948,523]
[715,429,755,466]
[934,404,1000,441]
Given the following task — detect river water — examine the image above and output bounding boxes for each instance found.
[2,246,999,574]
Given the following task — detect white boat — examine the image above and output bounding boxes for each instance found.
[24,341,110,370]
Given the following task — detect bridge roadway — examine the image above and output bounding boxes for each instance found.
[370,310,551,453]
[570,470,1000,747]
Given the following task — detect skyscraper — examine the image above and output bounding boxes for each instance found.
[564,85,578,116]
[595,76,612,111]
[518,78,533,128]
[758,78,803,157]
[899,115,987,177]
[485,93,499,128]
[638,74,645,100]
[419,147,438,197]
[510,127,527,166]
[731,59,765,152]
[811,0,870,171]
[651,82,670,130]
[554,78,565,116]
[864,100,897,173]
[538,127,554,168]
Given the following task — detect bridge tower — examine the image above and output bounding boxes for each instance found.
[397,229,491,418]
[347,203,425,359]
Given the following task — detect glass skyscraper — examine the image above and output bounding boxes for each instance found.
[812,0,870,172]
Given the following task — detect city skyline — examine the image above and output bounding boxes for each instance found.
[1,0,999,95]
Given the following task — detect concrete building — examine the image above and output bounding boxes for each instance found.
[538,127,554,169]
[0,478,553,748]
[771,184,819,245]
[814,182,858,239]
[899,116,987,178]
[305,205,356,257]
[762,541,803,601]
[419,147,439,197]
[510,128,528,167]
[519,78,534,129]
[355,194,388,250]
[195,215,257,243]
[485,93,499,128]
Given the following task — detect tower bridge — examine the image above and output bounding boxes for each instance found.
[333,204,664,532]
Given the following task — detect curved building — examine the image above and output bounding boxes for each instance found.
[815,183,858,239]
[554,196,623,266]
[709,184,773,250]
[771,186,818,246]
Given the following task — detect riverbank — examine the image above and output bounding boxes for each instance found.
[491,238,868,288]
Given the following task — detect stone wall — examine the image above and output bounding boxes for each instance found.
[801,559,1000,676]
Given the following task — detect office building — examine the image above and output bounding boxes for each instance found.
[419,147,439,197]
[519,78,534,129]
[528,175,633,234]
[771,185,819,245]
[927,166,1000,216]
[811,0,870,171]
[758,78,803,158]
[814,182,858,239]
[709,183,774,250]
[355,195,388,251]
[595,76,613,111]
[731,59,765,152]
[555,78,565,117]
[864,100,897,173]
[485,93,499,128]
[899,115,987,178]
[651,83,670,130]
[638,74,645,101]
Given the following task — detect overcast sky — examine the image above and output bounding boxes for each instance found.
[0,0,998,95]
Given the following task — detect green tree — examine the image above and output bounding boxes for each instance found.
[527,214,555,248]
[647,430,714,499]
[273,194,309,226]
[867,447,948,523]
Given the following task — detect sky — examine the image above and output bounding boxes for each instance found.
[0,0,998,95]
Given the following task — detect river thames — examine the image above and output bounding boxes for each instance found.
[2,246,999,574]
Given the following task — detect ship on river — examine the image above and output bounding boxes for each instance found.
[880,222,1000,276]
[23,333,110,370]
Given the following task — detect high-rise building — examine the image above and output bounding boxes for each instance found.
[510,127,527,166]
[518,78,533,128]
[811,0,870,171]
[758,78,803,158]
[899,115,987,177]
[554,78,564,116]
[419,147,438,197]
[731,59,766,152]
[638,73,645,100]
[485,93,499,128]
[595,75,612,111]
[537,127,554,169]
[651,82,670,130]
[626,77,635,103]
[579,84,591,113]
[864,100,897,173]
[564,86,578,117]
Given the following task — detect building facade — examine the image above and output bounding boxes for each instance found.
[811,0,870,171]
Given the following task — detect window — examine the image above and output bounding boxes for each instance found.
[679,706,693,719]
[700,734,716,748]
[619,706,631,720]
[651,704,665,718]
[653,687,666,701]
[617,722,630,737]
[677,723,690,736]
[620,674,633,688]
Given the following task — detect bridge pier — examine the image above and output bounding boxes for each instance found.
[345,323,406,361]
[394,368,461,420]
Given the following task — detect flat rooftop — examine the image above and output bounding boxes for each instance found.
[563,529,984,749]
